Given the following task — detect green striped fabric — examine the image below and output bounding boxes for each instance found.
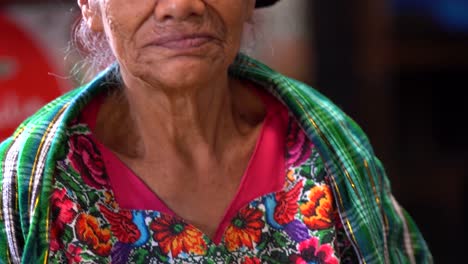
[0,54,432,263]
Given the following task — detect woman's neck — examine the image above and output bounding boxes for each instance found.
[95,71,265,167]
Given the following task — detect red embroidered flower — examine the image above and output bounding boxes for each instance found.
[225,207,265,251]
[50,188,78,251]
[286,120,312,168]
[52,188,77,225]
[68,134,109,189]
[150,214,207,257]
[274,181,303,225]
[242,256,262,264]
[75,213,112,256]
[65,244,82,264]
[300,185,335,230]
[99,204,141,244]
[50,226,62,252]
[290,237,339,264]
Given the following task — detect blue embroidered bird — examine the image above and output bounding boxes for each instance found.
[264,180,303,229]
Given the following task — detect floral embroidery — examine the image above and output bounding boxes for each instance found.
[290,237,339,264]
[300,185,335,230]
[64,244,82,264]
[241,256,261,264]
[50,188,77,251]
[225,207,265,251]
[286,120,312,168]
[99,204,141,244]
[284,220,311,242]
[68,134,108,189]
[75,213,112,256]
[150,214,207,257]
[274,181,303,225]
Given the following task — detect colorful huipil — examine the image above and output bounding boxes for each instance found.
[46,99,347,263]
[0,54,432,263]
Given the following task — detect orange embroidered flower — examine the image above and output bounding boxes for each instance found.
[225,207,265,251]
[103,191,118,209]
[300,185,335,230]
[150,214,207,257]
[287,170,295,182]
[75,213,112,256]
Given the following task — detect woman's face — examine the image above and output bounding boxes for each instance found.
[82,0,255,89]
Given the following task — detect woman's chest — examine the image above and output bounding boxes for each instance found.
[124,155,251,239]
[140,173,242,239]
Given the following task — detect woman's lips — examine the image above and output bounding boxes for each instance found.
[151,34,217,50]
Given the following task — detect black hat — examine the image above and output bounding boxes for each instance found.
[255,0,279,8]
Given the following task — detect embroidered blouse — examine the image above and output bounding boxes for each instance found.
[46,84,355,263]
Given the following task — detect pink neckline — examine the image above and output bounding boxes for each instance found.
[80,85,289,243]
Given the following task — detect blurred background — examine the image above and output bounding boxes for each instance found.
[1,0,466,262]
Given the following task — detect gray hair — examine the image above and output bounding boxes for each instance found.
[71,18,117,83]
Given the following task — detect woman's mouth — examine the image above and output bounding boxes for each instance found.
[151,34,218,50]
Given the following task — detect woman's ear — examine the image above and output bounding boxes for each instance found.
[77,0,103,32]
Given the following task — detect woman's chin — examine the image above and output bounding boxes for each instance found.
[137,60,226,88]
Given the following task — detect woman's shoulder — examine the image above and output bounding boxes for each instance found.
[232,57,434,262]
[0,84,93,264]
[231,54,352,118]
[231,54,371,152]
[0,67,116,154]
[0,87,89,189]
[0,87,83,146]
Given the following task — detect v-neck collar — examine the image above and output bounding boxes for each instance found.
[79,82,289,243]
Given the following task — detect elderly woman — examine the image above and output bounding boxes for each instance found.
[0,0,431,263]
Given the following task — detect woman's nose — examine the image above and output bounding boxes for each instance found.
[154,0,206,22]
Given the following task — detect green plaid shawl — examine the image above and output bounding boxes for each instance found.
[0,54,432,263]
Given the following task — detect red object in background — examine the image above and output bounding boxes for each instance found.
[0,13,63,140]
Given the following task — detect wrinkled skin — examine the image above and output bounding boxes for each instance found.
[80,0,255,91]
